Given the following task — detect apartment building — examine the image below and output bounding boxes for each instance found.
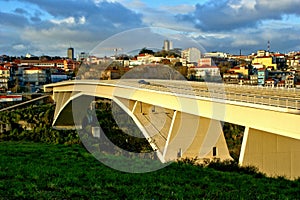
[0,66,10,91]
[22,67,48,86]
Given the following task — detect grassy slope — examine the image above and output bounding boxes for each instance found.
[0,142,299,199]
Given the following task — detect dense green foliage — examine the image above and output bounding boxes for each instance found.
[0,101,152,155]
[223,122,244,161]
[138,47,155,55]
[0,104,80,145]
[0,142,300,199]
[91,101,152,153]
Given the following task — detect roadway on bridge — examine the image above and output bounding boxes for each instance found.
[45,79,300,112]
[92,79,300,111]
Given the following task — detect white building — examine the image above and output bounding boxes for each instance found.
[23,67,47,85]
[163,40,173,51]
[181,47,201,64]
[189,65,220,78]
[204,52,228,58]
[77,52,89,61]
[257,50,266,57]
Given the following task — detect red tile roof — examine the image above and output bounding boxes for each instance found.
[0,95,22,99]
[24,67,43,70]
[193,65,218,68]
[0,66,8,70]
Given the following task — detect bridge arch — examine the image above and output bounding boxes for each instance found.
[52,85,232,165]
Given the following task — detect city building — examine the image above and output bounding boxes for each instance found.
[163,40,173,51]
[265,78,276,87]
[136,53,155,64]
[252,56,277,70]
[18,59,64,69]
[0,66,10,91]
[228,66,249,77]
[285,75,295,88]
[198,57,214,66]
[273,53,286,70]
[223,72,241,84]
[256,50,267,57]
[188,65,220,79]
[77,52,89,61]
[204,51,228,58]
[51,72,68,83]
[249,74,258,85]
[22,67,49,86]
[238,75,258,86]
[181,47,201,64]
[257,68,268,86]
[67,47,74,60]
[286,52,300,70]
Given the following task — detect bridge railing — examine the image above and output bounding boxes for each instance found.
[136,81,300,111]
[116,80,300,111]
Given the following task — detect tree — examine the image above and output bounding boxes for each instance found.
[160,58,171,65]
[176,66,188,77]
[139,47,154,55]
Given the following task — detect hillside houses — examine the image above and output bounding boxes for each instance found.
[0,46,300,93]
[0,56,79,93]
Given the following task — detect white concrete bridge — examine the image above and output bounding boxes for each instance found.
[44,79,300,179]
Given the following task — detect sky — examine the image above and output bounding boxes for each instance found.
[0,0,300,57]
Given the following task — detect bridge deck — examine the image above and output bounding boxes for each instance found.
[45,79,300,112]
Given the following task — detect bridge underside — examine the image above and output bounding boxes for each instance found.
[53,92,232,163]
[116,97,231,162]
[51,88,300,179]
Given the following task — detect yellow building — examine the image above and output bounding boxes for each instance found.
[228,66,249,76]
[252,56,277,70]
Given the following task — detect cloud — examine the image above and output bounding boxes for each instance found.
[14,8,28,15]
[13,44,27,51]
[17,0,142,27]
[231,39,259,47]
[20,26,98,56]
[160,4,195,14]
[177,0,300,31]
[79,16,86,25]
[1,0,300,57]
[0,11,29,27]
[50,17,76,25]
[0,0,144,56]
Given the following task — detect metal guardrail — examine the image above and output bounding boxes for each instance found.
[128,80,300,111]
[46,79,300,111]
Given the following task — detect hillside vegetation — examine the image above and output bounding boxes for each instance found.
[1,142,300,199]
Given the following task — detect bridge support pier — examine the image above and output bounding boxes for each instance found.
[239,127,300,179]
[120,99,232,163]
[163,113,232,162]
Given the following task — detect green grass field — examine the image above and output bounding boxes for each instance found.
[0,142,300,199]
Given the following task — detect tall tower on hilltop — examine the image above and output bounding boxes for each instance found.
[163,40,173,51]
[67,47,74,60]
